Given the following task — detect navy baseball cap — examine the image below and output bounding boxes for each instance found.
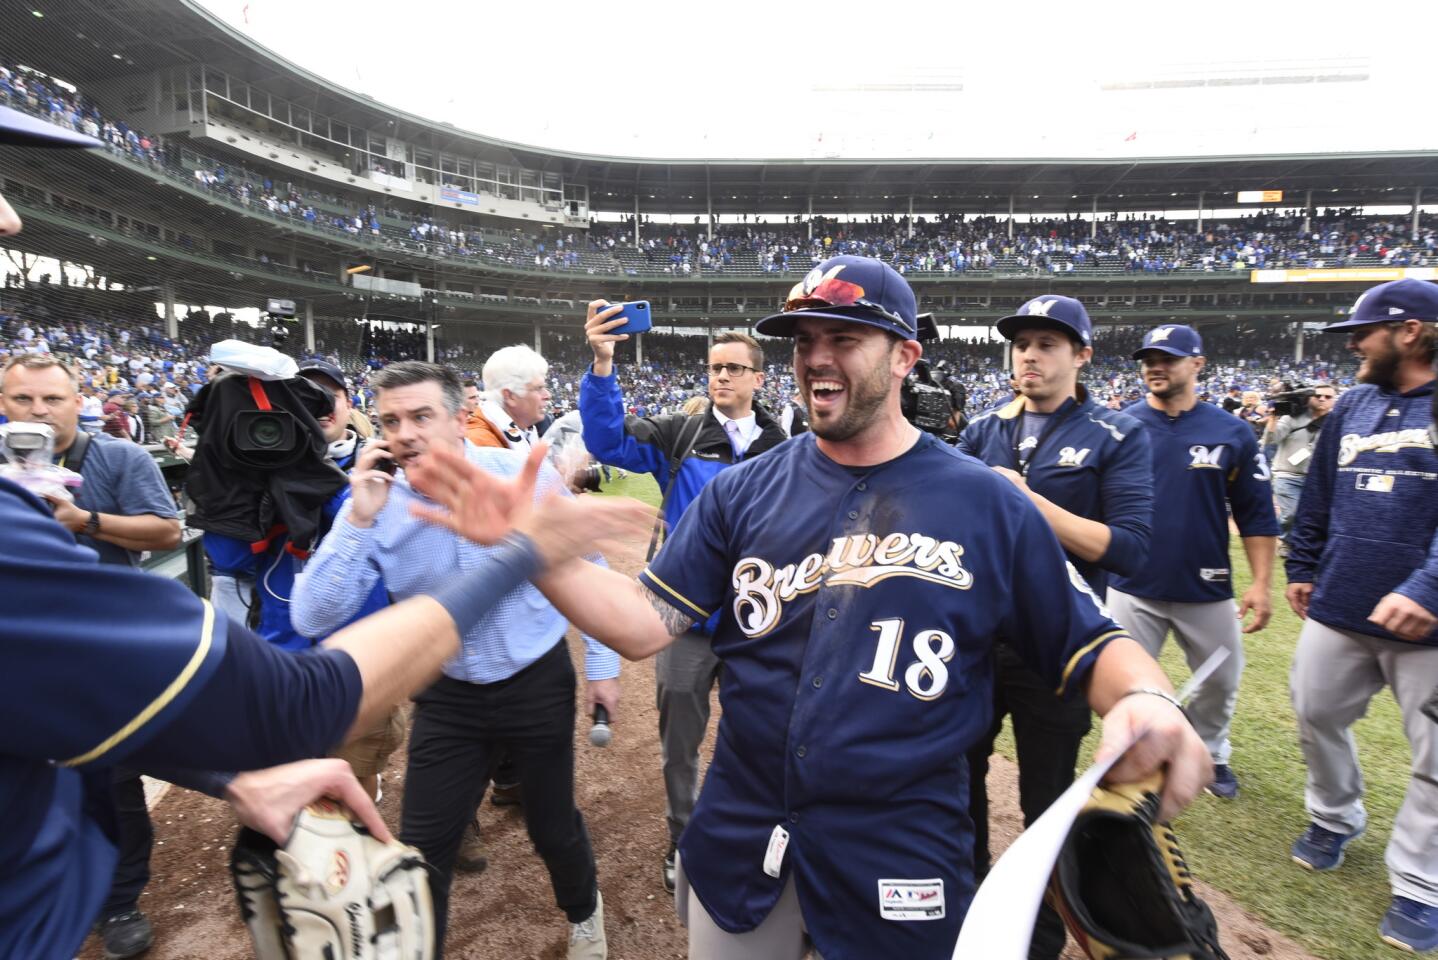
[297,359,348,394]
[756,255,919,340]
[996,295,1092,346]
[1324,278,1438,332]
[0,104,101,148]
[1132,324,1203,360]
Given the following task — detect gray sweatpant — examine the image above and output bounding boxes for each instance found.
[1105,590,1244,764]
[1290,618,1438,906]
[676,855,823,959]
[656,630,722,844]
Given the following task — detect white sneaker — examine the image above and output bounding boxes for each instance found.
[567,890,607,960]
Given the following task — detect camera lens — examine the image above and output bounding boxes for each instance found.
[245,413,287,448]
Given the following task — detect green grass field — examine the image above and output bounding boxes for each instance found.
[601,470,1411,957]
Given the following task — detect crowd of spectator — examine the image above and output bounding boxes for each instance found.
[5,62,1434,287]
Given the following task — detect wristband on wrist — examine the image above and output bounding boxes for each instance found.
[1120,686,1187,716]
[430,533,544,633]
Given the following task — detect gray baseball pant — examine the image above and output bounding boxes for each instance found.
[676,855,823,959]
[1105,589,1244,764]
[656,630,722,844]
[1290,618,1438,906]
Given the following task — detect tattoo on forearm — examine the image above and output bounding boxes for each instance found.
[639,583,696,637]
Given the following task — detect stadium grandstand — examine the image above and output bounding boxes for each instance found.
[2,0,1436,416]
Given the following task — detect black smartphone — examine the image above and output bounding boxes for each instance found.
[375,456,397,476]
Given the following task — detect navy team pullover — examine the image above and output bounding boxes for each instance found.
[1111,398,1279,603]
[958,388,1153,595]
[1286,379,1438,644]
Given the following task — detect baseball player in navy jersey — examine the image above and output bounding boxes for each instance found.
[958,294,1153,960]
[1108,324,1280,800]
[415,255,1211,960]
[1283,279,1438,953]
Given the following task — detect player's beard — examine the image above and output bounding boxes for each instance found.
[807,358,891,443]
[1357,331,1400,388]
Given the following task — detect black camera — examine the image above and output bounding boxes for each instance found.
[902,358,960,436]
[573,461,604,493]
[1266,382,1316,419]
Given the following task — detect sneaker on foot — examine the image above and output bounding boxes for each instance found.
[662,843,677,894]
[97,909,153,960]
[1380,896,1438,953]
[491,781,523,807]
[568,890,607,960]
[1291,821,1364,872]
[455,819,489,873]
[1206,763,1239,799]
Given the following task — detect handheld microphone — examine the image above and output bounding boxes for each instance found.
[589,705,612,748]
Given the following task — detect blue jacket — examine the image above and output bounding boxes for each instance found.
[958,388,1153,595]
[1286,378,1438,644]
[580,367,788,633]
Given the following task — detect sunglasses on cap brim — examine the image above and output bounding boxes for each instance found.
[782,275,914,335]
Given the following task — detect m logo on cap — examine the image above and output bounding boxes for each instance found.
[1024,299,1056,317]
[1150,327,1174,343]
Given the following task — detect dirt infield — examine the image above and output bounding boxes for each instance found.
[79,530,1317,960]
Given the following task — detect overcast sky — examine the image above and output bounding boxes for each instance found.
[197,0,1435,160]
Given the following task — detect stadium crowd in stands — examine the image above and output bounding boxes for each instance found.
[4,61,1435,285]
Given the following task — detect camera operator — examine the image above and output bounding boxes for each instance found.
[1285,279,1438,953]
[1262,383,1336,547]
[1,353,185,958]
[580,304,786,893]
[956,296,1153,960]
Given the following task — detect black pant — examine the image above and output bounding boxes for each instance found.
[400,640,596,955]
[102,767,152,916]
[966,643,1092,960]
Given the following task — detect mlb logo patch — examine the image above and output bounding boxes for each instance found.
[877,879,945,921]
[1355,473,1394,493]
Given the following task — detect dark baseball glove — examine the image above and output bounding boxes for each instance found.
[231,800,435,959]
[1048,774,1230,960]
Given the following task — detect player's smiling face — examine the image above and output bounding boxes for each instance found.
[1348,322,1401,387]
[1138,352,1204,399]
[792,316,908,442]
[1011,326,1089,412]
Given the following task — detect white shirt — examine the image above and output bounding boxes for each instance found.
[711,407,759,457]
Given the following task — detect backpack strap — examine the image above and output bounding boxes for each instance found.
[645,409,709,562]
[60,430,92,473]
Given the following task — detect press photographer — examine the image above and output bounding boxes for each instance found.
[1261,381,1337,546]
[900,313,967,441]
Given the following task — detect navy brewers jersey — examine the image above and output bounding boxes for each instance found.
[640,432,1128,960]
[1111,399,1279,603]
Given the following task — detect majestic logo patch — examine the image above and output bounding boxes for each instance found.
[1188,444,1225,469]
[732,533,972,638]
[1057,446,1091,468]
[1200,568,1230,582]
[878,879,945,921]
[1337,429,1433,466]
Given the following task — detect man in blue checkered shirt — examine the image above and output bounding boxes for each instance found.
[293,360,618,960]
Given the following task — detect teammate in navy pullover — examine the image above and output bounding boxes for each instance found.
[1286,377,1438,641]
[1282,279,1438,953]
[960,385,1152,595]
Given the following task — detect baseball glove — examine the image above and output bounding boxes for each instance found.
[231,800,435,960]
[1048,774,1230,960]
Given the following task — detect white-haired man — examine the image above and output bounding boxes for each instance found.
[468,344,552,452]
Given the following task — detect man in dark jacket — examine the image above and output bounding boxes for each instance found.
[956,295,1153,960]
[1285,278,1438,954]
[580,305,787,892]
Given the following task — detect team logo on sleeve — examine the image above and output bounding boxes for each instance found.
[1056,446,1091,468]
[1187,444,1225,469]
[1337,429,1433,466]
[731,533,972,638]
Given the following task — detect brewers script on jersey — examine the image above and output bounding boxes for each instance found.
[638,430,1133,960]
